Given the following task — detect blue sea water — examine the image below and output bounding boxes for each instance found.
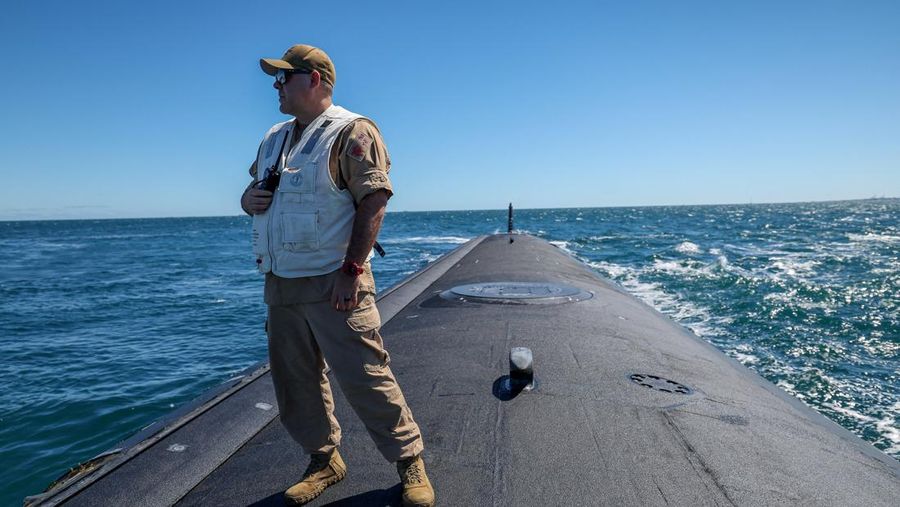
[1,199,898,505]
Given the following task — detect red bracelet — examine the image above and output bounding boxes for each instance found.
[342,260,364,277]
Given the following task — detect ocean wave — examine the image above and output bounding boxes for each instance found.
[729,343,760,365]
[652,259,718,279]
[825,401,875,423]
[30,242,90,250]
[549,240,575,255]
[722,242,790,258]
[877,404,900,454]
[763,290,834,311]
[586,260,633,279]
[848,233,900,244]
[675,241,702,254]
[772,365,900,458]
[381,235,471,245]
[587,259,724,338]
[416,252,441,263]
[855,335,900,358]
[715,254,730,269]
[776,379,803,399]
[81,233,170,240]
[769,258,819,278]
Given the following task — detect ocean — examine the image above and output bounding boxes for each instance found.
[1,199,898,505]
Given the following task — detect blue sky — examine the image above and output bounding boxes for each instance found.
[1,0,898,219]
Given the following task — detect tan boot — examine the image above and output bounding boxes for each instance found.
[284,449,347,505]
[397,455,435,507]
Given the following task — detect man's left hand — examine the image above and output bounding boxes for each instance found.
[331,271,361,311]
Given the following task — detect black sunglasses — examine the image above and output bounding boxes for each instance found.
[275,68,311,85]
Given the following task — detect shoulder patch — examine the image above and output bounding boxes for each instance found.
[347,132,372,162]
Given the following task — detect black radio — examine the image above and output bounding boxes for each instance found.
[255,166,281,192]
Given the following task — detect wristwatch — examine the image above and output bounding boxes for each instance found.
[342,259,364,277]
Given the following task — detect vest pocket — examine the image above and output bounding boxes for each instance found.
[280,212,319,252]
[280,165,316,194]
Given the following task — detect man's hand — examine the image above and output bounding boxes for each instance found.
[331,271,362,311]
[331,190,388,311]
[242,187,274,215]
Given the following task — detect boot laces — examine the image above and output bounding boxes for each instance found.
[304,453,330,477]
[403,461,424,484]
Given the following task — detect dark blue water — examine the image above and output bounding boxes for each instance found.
[1,200,898,505]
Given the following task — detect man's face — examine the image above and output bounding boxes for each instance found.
[274,70,312,116]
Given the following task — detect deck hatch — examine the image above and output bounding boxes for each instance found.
[629,374,693,395]
[443,282,592,305]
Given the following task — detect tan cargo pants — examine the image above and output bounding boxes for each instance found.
[267,291,424,462]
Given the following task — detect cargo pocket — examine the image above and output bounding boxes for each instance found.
[346,292,381,332]
[281,211,318,252]
[362,329,391,373]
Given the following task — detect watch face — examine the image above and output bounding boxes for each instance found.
[343,261,364,276]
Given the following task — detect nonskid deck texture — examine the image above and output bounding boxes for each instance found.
[34,234,900,506]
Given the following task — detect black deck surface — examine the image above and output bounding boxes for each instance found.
[42,234,900,506]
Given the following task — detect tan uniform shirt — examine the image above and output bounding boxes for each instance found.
[248,118,393,305]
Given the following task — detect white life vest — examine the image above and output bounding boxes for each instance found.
[251,104,365,277]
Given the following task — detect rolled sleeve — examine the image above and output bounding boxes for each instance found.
[337,119,393,204]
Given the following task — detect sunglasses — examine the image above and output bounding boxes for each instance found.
[274,68,311,85]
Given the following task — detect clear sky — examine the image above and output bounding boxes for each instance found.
[1,0,898,220]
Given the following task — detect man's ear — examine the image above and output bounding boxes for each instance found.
[309,70,321,89]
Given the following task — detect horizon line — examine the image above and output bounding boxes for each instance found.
[0,196,896,223]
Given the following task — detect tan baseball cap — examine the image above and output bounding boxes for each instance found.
[260,44,336,87]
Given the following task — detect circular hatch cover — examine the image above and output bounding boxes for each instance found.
[444,282,592,305]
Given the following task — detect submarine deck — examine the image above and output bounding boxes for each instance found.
[33,234,900,506]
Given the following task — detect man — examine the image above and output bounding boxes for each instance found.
[240,44,434,507]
